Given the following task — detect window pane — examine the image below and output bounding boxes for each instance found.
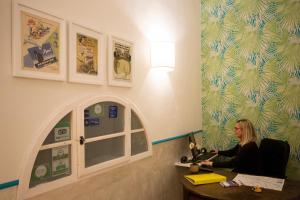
[43,113,71,145]
[84,102,124,139]
[29,145,71,188]
[85,136,125,168]
[131,131,148,155]
[131,110,143,130]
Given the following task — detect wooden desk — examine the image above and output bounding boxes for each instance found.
[179,169,300,200]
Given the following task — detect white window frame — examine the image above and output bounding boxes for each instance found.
[17,96,152,200]
[129,106,152,162]
[18,105,78,200]
[77,96,131,177]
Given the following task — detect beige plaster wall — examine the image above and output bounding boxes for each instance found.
[0,187,17,200]
[0,0,201,184]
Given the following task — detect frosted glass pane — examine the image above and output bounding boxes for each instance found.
[29,145,71,188]
[131,110,143,130]
[131,131,148,155]
[84,102,124,139]
[43,113,71,145]
[85,136,125,168]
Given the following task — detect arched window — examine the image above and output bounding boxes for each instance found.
[77,99,129,176]
[30,113,72,188]
[131,110,148,156]
[20,96,151,199]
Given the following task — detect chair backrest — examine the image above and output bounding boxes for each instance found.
[259,138,290,179]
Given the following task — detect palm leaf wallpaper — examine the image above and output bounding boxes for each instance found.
[201,0,300,170]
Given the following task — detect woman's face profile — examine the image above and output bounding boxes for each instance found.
[234,123,242,140]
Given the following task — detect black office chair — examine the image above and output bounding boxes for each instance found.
[259,138,290,179]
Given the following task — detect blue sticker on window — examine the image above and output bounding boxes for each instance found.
[84,117,100,126]
[109,106,118,118]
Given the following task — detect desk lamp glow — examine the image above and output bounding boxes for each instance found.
[151,42,175,71]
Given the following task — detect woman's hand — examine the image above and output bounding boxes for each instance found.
[211,149,218,154]
[200,160,213,167]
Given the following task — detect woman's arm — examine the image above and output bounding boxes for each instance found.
[218,144,240,157]
[200,144,240,167]
[212,142,259,170]
[212,157,235,168]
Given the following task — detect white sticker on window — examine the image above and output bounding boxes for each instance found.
[52,146,70,176]
[54,127,70,142]
[32,163,50,181]
[35,165,47,178]
[94,104,102,115]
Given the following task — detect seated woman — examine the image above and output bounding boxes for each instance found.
[201,119,261,175]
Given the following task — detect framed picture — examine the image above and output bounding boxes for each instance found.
[108,36,134,87]
[68,22,105,85]
[12,2,66,81]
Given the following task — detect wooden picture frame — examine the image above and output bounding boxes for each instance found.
[12,2,66,81]
[108,36,134,87]
[68,22,105,85]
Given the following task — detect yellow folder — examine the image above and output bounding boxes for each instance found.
[185,173,227,185]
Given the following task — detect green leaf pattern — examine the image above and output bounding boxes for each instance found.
[201,0,300,160]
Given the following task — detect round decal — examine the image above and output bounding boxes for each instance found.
[94,104,102,114]
[35,165,47,178]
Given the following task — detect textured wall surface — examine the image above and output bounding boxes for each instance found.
[21,139,187,200]
[201,0,300,178]
[0,187,17,200]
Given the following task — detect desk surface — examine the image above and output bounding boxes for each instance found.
[179,169,300,200]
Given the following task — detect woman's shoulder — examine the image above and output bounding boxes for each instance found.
[243,141,258,149]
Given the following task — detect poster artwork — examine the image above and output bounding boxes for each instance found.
[113,40,132,80]
[76,33,98,75]
[21,11,60,73]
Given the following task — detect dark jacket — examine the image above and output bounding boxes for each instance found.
[212,141,261,175]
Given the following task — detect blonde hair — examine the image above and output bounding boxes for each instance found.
[236,119,257,146]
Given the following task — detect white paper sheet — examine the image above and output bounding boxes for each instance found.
[174,161,195,168]
[233,174,285,191]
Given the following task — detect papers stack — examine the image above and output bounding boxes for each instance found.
[233,174,285,191]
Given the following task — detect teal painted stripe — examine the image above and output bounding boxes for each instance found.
[152,130,202,145]
[0,130,202,189]
[0,180,19,190]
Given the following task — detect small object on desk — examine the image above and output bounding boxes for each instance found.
[180,156,188,163]
[252,186,262,193]
[190,163,199,173]
[185,173,226,185]
[219,180,240,187]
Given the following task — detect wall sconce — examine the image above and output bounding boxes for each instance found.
[151,42,175,71]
